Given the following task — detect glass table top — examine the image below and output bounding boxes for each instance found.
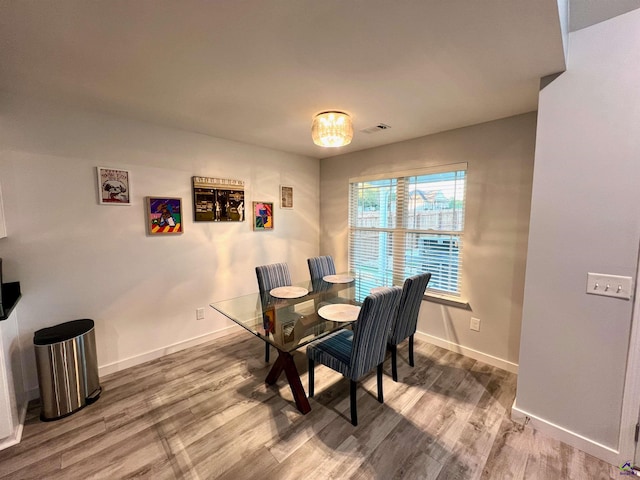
[210,273,370,353]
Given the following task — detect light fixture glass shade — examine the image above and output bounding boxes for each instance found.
[311,111,353,147]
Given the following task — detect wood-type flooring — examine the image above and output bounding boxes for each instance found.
[0,330,618,479]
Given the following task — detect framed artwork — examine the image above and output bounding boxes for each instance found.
[192,176,245,222]
[280,185,293,209]
[97,167,131,205]
[146,197,183,235]
[253,202,273,231]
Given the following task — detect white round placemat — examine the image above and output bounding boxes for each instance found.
[318,304,361,322]
[322,274,355,284]
[269,286,309,299]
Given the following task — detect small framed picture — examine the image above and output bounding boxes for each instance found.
[253,202,273,231]
[97,167,131,205]
[146,197,183,235]
[280,185,293,209]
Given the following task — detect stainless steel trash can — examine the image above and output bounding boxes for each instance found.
[34,319,101,421]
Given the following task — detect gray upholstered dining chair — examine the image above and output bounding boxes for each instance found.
[255,262,293,362]
[307,255,336,281]
[388,272,432,382]
[307,255,345,307]
[307,286,402,426]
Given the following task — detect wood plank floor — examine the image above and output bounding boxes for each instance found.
[0,330,618,479]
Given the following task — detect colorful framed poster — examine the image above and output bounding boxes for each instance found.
[146,197,183,235]
[253,202,273,231]
[280,185,293,209]
[97,167,131,205]
[192,176,245,222]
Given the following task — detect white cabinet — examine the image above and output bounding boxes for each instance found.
[0,308,25,448]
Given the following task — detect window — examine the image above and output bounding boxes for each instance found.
[348,163,466,301]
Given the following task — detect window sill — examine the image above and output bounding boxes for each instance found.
[423,293,471,310]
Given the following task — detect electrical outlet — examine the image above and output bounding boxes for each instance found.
[196,307,205,320]
[470,317,480,332]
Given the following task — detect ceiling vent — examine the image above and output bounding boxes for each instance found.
[360,123,391,134]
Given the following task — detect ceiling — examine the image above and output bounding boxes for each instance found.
[570,0,640,31]
[0,1,572,159]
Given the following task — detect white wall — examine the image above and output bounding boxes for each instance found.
[557,0,569,58]
[320,113,536,370]
[0,93,320,393]
[515,8,640,460]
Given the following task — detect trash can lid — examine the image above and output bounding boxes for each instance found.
[34,319,95,345]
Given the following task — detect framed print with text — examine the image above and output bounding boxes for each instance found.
[192,176,245,222]
[280,185,293,209]
[97,167,131,205]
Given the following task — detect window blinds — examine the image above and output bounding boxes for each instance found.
[348,165,466,299]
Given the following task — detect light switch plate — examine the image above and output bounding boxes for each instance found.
[470,317,481,331]
[196,307,206,320]
[586,273,633,300]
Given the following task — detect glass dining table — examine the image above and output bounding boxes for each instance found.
[210,273,368,414]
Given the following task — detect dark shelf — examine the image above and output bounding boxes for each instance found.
[0,282,21,320]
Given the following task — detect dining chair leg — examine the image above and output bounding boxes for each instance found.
[390,344,398,382]
[350,379,358,426]
[265,343,270,363]
[409,334,414,367]
[308,358,315,397]
[377,363,384,403]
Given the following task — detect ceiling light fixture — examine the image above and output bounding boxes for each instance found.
[311,111,353,147]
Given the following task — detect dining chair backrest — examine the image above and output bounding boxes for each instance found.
[350,286,402,381]
[389,273,431,346]
[255,262,295,363]
[307,256,336,281]
[255,263,292,292]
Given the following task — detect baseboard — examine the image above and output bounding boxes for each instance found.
[18,328,238,448]
[512,400,621,466]
[11,327,240,450]
[0,400,27,451]
[26,326,241,398]
[415,331,518,374]
[99,325,240,377]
